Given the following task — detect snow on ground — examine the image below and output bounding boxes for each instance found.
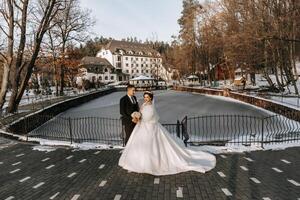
[196,73,300,108]
[190,141,300,154]
[2,87,96,110]
[263,95,300,109]
[32,145,57,152]
[2,122,299,153]
[25,134,300,153]
[27,137,123,150]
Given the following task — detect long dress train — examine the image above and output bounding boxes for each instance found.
[118,103,216,176]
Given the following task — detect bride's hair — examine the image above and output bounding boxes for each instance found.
[143,91,154,100]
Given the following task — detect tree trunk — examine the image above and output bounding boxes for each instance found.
[7,0,29,113]
[0,63,11,109]
[0,0,14,109]
[10,64,31,112]
[6,0,59,113]
[7,78,19,113]
[60,43,66,96]
[60,63,65,95]
[54,60,59,96]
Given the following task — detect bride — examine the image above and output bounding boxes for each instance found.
[118,91,216,176]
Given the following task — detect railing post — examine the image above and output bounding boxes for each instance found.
[261,117,264,148]
[181,116,189,147]
[25,117,28,142]
[176,120,180,138]
[68,117,73,144]
[122,124,125,147]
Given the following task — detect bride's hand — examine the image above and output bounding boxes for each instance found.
[132,117,139,123]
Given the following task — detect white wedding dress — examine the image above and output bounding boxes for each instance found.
[118,102,216,176]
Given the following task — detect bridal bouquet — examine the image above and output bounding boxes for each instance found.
[131,111,142,123]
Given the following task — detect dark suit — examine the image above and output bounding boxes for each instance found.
[120,95,139,145]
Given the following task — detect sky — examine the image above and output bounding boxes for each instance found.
[79,0,183,43]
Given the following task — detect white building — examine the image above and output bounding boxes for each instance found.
[96,40,172,82]
[77,57,126,84]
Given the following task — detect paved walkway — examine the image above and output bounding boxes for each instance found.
[0,137,299,200]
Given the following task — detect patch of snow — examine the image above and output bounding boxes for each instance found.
[71,142,123,150]
[26,137,123,150]
[32,145,57,152]
[25,134,300,153]
[29,138,71,147]
[2,129,298,153]
[189,141,300,154]
[8,88,112,127]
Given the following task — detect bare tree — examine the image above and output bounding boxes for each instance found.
[4,0,64,113]
[178,0,203,76]
[42,29,62,96]
[169,0,300,93]
[50,0,94,95]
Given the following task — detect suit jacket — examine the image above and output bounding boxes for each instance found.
[120,95,139,124]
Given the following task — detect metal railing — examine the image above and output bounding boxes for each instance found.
[183,114,300,147]
[27,115,123,145]
[27,115,182,146]
[26,113,300,147]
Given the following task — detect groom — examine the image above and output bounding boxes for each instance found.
[120,85,139,145]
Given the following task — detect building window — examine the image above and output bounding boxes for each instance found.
[104,68,108,72]
[141,64,143,67]
[136,57,138,61]
[141,70,144,73]
[146,70,149,73]
[141,58,143,61]
[132,70,134,73]
[126,70,129,73]
[105,76,108,80]
[146,64,148,67]
[131,57,133,61]
[125,57,128,60]
[126,63,129,67]
[111,76,114,80]
[137,70,139,73]
[131,64,134,67]
[99,76,102,80]
[136,64,139,67]
[150,59,152,62]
